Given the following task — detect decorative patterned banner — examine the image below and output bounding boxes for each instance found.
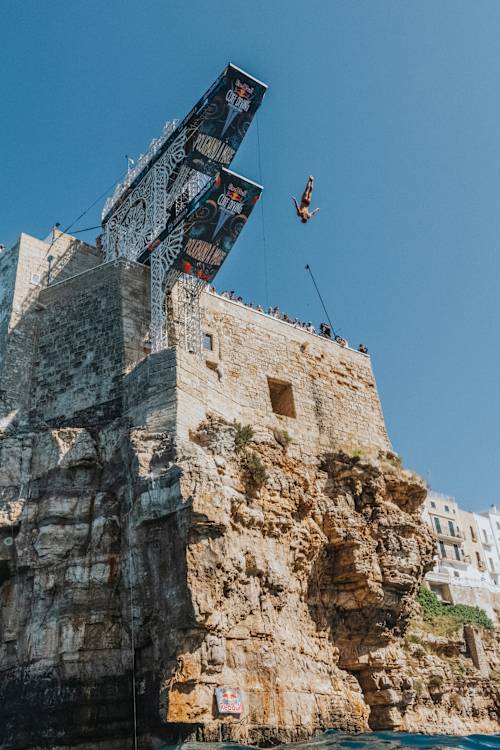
[102,63,267,226]
[139,168,262,282]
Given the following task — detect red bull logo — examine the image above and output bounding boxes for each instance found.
[217,184,247,214]
[222,79,254,135]
[215,686,243,715]
[226,80,253,111]
[226,184,246,203]
[233,79,253,100]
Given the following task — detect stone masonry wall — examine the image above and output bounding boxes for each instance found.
[31,261,150,428]
[23,263,388,458]
[175,291,390,459]
[0,244,19,378]
[0,232,101,420]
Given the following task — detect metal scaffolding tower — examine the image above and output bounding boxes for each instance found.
[100,64,267,357]
[150,225,183,353]
[149,223,206,354]
[178,274,206,355]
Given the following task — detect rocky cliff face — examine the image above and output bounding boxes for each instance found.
[0,417,498,749]
[399,620,499,734]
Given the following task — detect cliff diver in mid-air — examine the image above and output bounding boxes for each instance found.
[292,175,320,223]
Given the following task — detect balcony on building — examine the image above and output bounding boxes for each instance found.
[481,533,493,547]
[430,515,464,544]
[435,528,464,544]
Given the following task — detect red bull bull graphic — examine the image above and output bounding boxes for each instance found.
[215,687,243,715]
[221,78,255,135]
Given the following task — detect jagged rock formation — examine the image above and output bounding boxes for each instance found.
[7,413,494,748]
[399,621,500,734]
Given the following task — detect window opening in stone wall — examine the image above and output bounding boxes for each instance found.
[476,551,482,566]
[444,505,450,512]
[470,526,477,542]
[203,333,213,351]
[453,544,460,561]
[448,520,455,536]
[438,540,446,558]
[267,378,296,418]
[430,501,436,508]
[434,517,442,534]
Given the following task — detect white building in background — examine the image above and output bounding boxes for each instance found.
[422,491,500,622]
[475,506,500,586]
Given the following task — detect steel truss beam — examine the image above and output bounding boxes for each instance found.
[150,225,184,353]
[103,125,209,264]
[150,223,206,354]
[178,274,206,355]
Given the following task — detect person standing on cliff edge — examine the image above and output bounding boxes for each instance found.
[292,176,320,223]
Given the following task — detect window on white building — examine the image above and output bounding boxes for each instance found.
[453,544,460,561]
[448,520,455,536]
[430,501,436,508]
[444,505,450,512]
[439,541,446,558]
[434,517,442,534]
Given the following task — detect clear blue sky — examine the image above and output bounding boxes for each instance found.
[2,1,499,512]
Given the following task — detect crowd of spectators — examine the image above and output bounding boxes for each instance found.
[209,287,369,354]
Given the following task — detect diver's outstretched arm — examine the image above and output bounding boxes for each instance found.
[310,207,320,218]
[292,197,301,216]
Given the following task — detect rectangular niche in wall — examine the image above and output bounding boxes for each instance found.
[267,377,296,418]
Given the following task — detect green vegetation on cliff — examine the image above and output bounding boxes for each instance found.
[417,587,494,630]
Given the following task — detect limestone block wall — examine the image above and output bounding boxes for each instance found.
[123,349,177,434]
[9,252,389,458]
[30,261,150,427]
[0,232,101,418]
[176,291,390,458]
[448,583,499,622]
[0,244,18,377]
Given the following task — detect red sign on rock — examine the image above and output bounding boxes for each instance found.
[215,687,243,715]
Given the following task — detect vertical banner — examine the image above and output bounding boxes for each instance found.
[184,64,268,175]
[102,63,267,226]
[140,168,262,281]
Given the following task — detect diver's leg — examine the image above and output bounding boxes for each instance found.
[302,176,314,207]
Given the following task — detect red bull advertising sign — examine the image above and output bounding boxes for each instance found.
[102,64,267,226]
[215,687,243,715]
[139,168,262,282]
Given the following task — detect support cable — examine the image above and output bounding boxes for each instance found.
[305,263,337,338]
[256,113,270,307]
[69,224,102,235]
[126,496,138,750]
[44,170,128,257]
